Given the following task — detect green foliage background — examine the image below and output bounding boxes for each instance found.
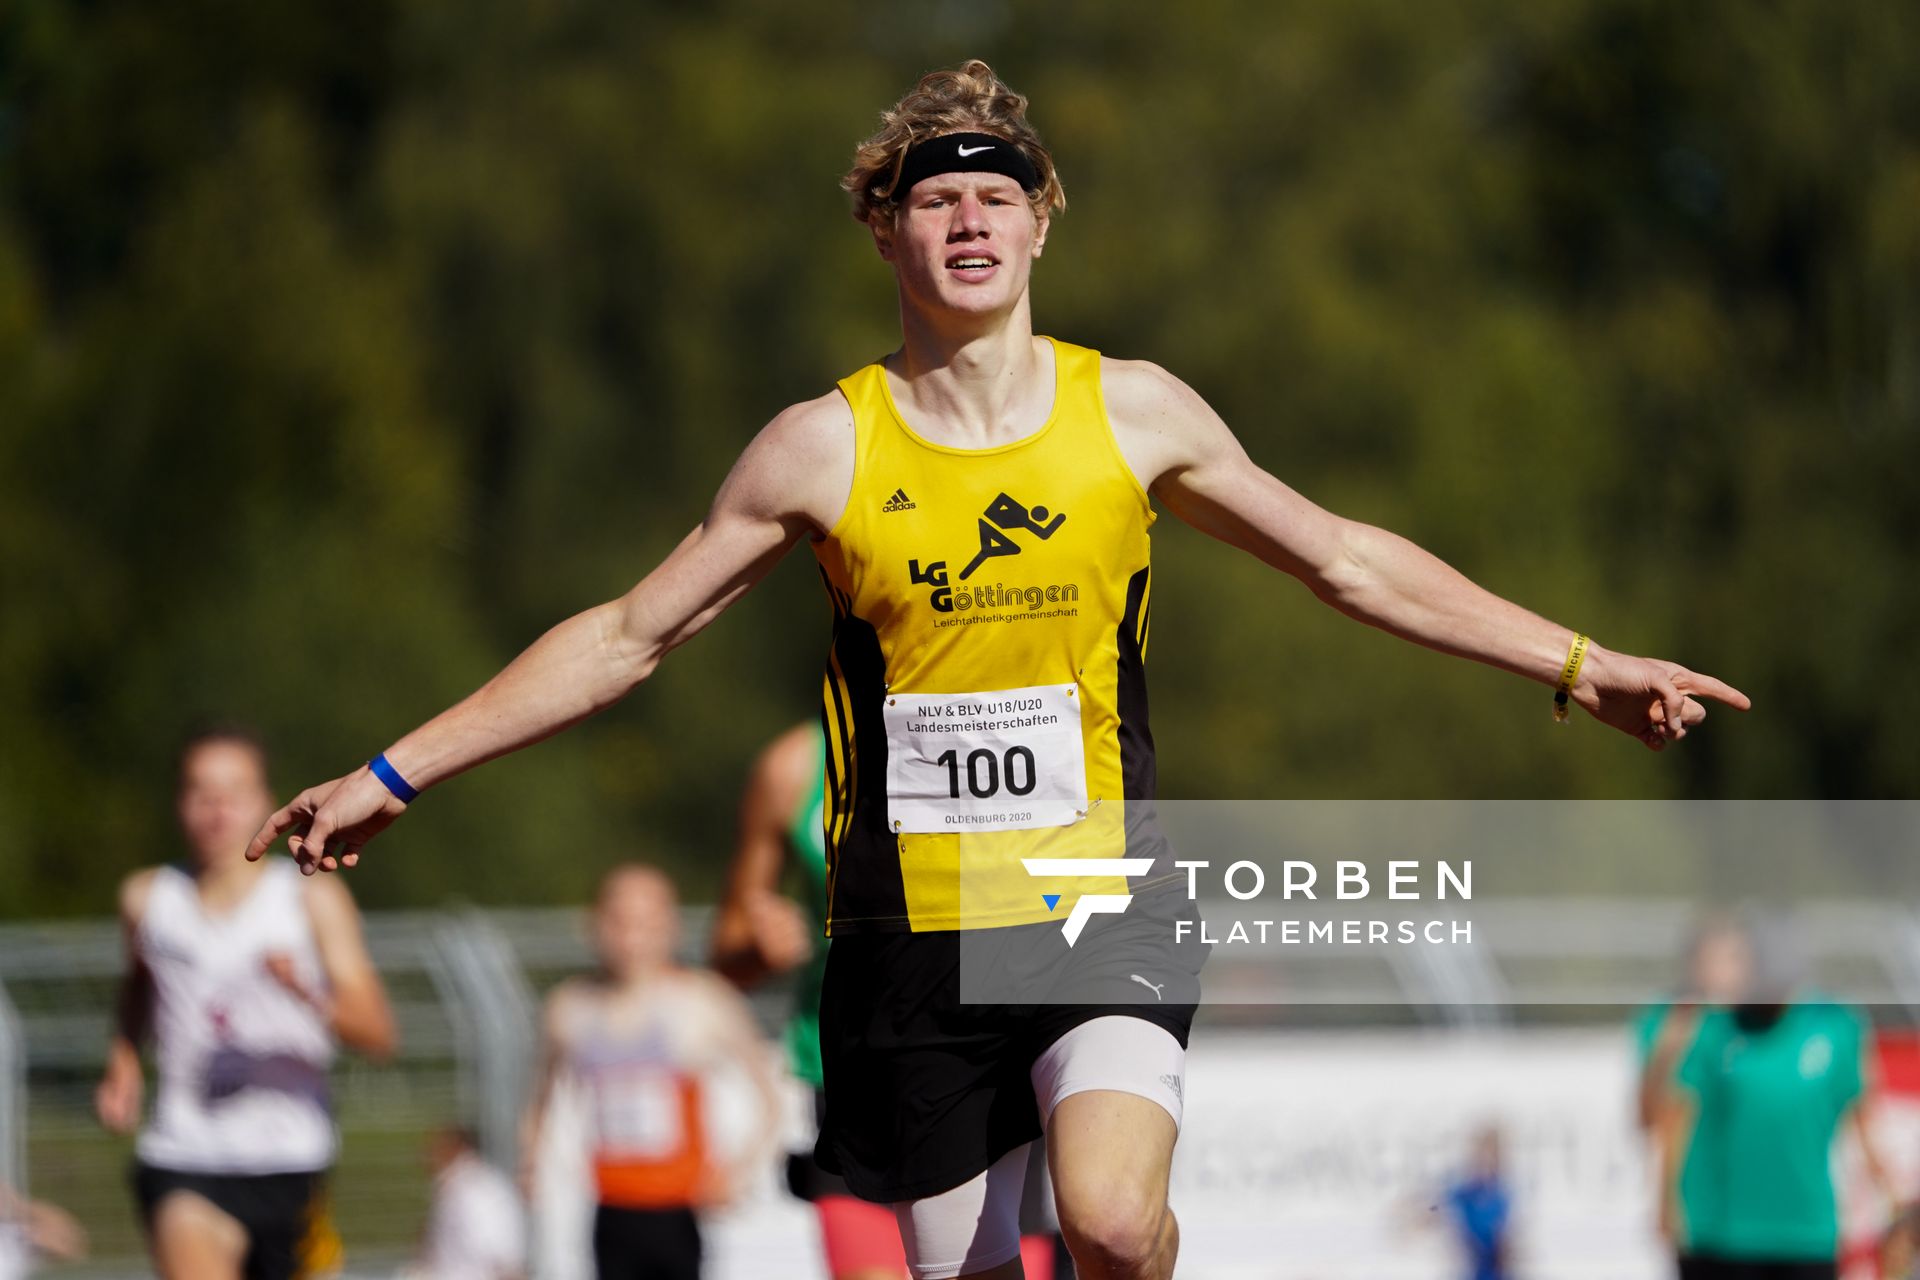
[2,0,1916,914]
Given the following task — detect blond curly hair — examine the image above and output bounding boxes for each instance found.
[842,60,1067,227]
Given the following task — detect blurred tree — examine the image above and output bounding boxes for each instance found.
[0,0,1913,914]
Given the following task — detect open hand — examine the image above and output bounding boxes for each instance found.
[26,1199,89,1262]
[747,895,816,974]
[1573,646,1751,749]
[261,952,326,1013]
[246,768,409,875]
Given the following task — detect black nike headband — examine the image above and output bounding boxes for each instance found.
[873,132,1042,203]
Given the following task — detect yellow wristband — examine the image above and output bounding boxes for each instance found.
[1553,633,1590,724]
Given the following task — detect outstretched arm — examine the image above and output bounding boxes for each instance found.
[1104,359,1750,747]
[248,395,853,872]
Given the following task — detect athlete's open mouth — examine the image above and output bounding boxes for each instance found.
[946,254,999,272]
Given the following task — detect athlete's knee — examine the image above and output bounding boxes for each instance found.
[150,1192,246,1280]
[1055,1191,1166,1275]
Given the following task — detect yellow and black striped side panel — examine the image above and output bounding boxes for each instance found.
[1116,565,1156,805]
[815,566,910,933]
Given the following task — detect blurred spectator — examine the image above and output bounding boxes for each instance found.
[95,727,395,1280]
[1657,914,1894,1280]
[402,1127,525,1280]
[1634,913,1753,1276]
[0,1183,87,1278]
[523,864,779,1280]
[1439,1126,1515,1280]
[1635,915,1754,1127]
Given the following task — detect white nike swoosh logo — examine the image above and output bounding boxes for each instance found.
[956,144,993,157]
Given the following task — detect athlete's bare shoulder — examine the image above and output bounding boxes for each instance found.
[679,966,757,1027]
[721,390,855,540]
[116,866,161,931]
[545,974,593,1008]
[540,975,593,1040]
[293,864,364,927]
[1098,356,1238,494]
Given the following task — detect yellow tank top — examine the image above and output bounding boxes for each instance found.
[813,337,1175,933]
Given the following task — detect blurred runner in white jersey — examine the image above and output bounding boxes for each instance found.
[96,727,396,1280]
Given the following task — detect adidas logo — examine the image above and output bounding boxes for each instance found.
[881,488,917,512]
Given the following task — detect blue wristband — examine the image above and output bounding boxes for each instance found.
[368,752,419,804]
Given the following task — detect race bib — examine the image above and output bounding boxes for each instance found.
[883,684,1088,833]
[592,1067,685,1158]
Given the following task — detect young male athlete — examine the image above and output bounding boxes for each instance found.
[522,864,779,1280]
[99,728,395,1280]
[248,60,1749,1280]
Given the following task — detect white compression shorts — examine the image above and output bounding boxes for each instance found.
[891,1016,1185,1279]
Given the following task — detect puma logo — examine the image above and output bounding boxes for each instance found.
[1130,974,1165,1001]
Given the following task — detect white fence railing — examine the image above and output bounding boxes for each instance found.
[3,899,1917,1276]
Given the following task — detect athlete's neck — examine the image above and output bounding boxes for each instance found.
[890,297,1051,447]
[188,851,266,910]
[603,961,677,993]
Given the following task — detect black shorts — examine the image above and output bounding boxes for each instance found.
[1679,1257,1836,1280]
[816,887,1204,1203]
[593,1204,702,1280]
[132,1162,336,1280]
[786,1091,857,1203]
[791,1091,1063,1237]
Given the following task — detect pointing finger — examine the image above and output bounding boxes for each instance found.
[1674,669,1751,712]
[246,803,304,862]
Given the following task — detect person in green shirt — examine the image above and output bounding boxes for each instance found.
[1664,984,1894,1278]
[1633,915,1754,1279]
